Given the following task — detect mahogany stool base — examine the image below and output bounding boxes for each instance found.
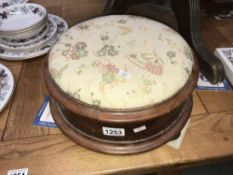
[50,97,193,154]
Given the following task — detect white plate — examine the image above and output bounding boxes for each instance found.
[48,14,68,38]
[0,0,28,8]
[0,14,68,60]
[0,63,14,112]
[0,18,57,50]
[0,19,47,39]
[0,3,47,32]
[0,23,49,46]
[0,16,47,34]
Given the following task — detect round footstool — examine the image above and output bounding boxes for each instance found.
[44,15,199,154]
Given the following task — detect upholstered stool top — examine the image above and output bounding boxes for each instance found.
[48,15,193,109]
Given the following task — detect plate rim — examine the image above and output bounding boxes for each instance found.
[0,14,68,60]
[0,22,49,46]
[0,18,57,51]
[0,3,47,32]
[0,0,29,8]
[0,63,15,112]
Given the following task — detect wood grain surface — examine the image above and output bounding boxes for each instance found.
[31,0,107,27]
[0,111,232,175]
[2,58,61,141]
[0,64,22,139]
[0,2,233,174]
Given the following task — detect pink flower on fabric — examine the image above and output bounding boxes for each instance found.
[144,62,163,75]
[98,63,119,73]
[106,63,119,73]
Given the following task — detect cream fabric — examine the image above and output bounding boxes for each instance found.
[49,15,193,109]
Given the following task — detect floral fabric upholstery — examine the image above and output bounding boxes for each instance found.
[48,15,193,109]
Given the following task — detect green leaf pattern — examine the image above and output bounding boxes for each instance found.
[61,42,88,60]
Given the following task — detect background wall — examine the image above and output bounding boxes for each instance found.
[31,0,107,27]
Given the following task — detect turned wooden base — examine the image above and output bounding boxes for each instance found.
[50,96,193,154]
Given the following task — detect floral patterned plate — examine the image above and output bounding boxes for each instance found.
[0,63,14,112]
[0,18,47,40]
[0,14,68,60]
[0,0,28,8]
[0,21,49,47]
[49,14,68,38]
[0,17,57,50]
[0,3,47,32]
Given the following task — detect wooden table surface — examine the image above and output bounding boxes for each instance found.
[0,16,233,175]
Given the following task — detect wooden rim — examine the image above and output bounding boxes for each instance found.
[44,55,199,123]
[50,96,192,154]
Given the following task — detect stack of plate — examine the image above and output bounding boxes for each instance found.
[0,0,28,8]
[0,3,47,40]
[0,3,68,60]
